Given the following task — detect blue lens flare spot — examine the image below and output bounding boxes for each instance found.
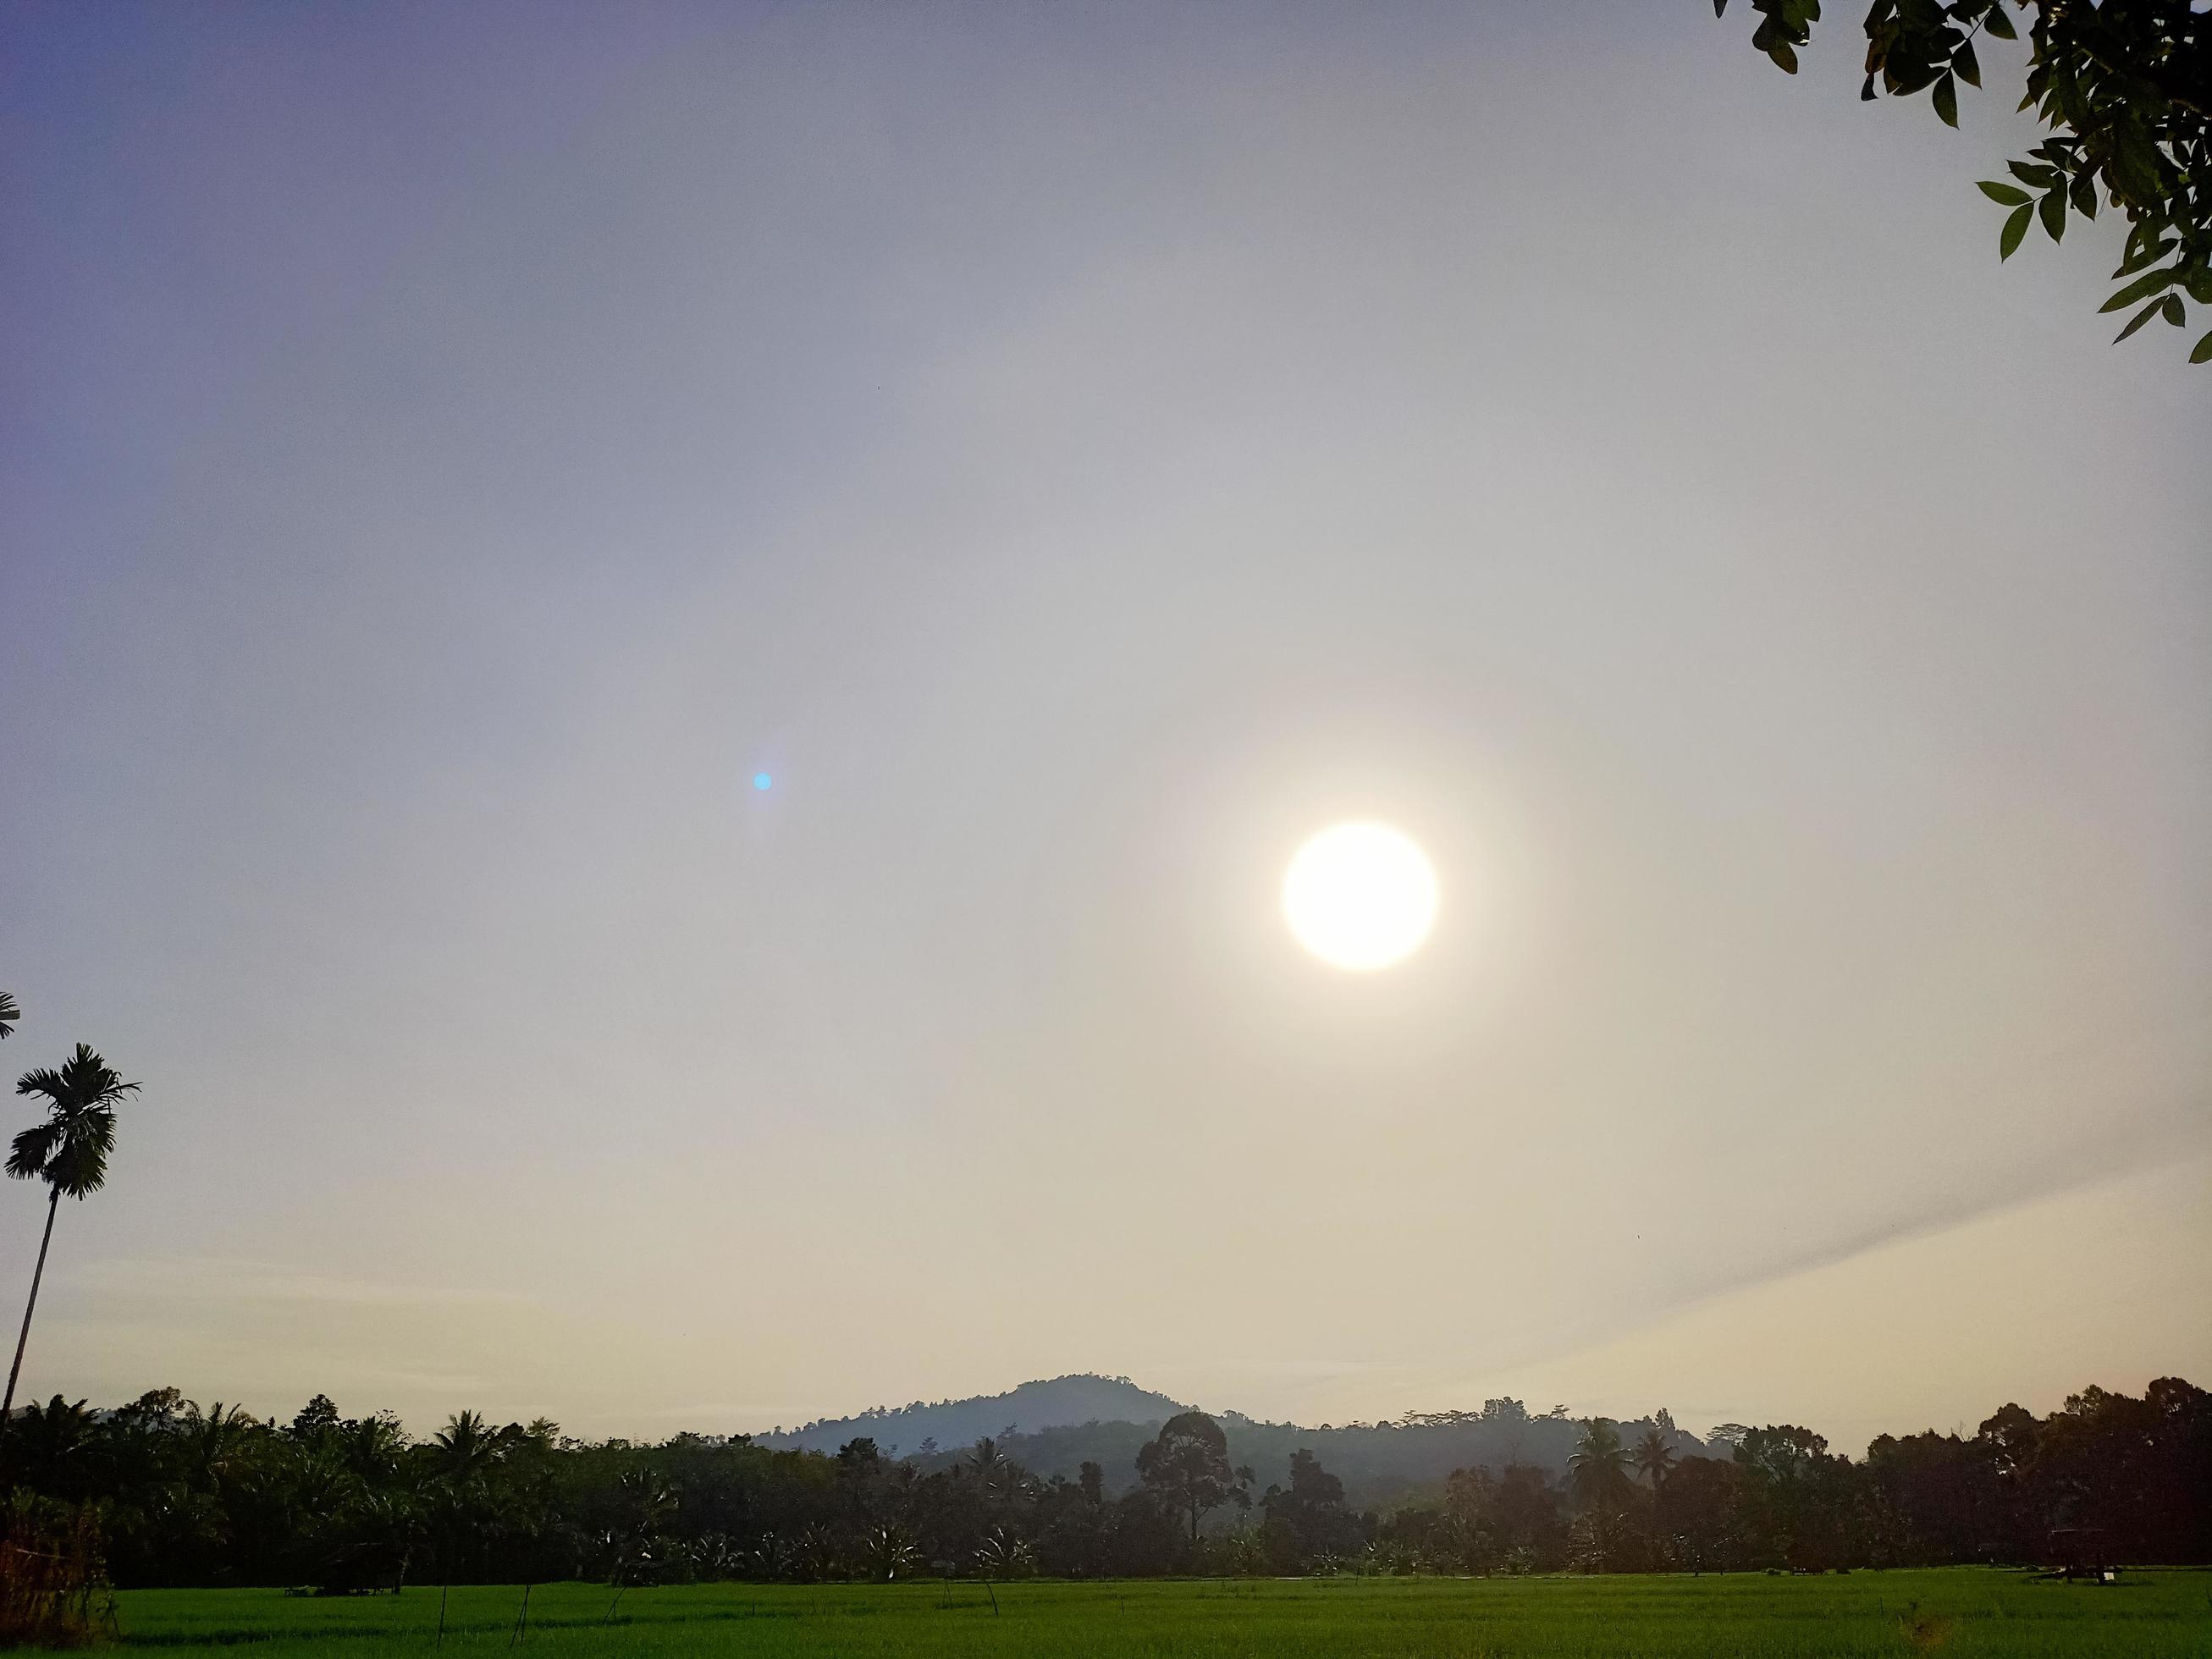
[753,773,773,791]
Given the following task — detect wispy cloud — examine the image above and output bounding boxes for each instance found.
[71,1257,539,1310]
[1498,1122,2209,1382]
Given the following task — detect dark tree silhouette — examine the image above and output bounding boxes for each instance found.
[1260,1449,1361,1568]
[1569,1419,1633,1508]
[4,1044,141,1430]
[1135,1411,1244,1542]
[1634,1427,1678,1491]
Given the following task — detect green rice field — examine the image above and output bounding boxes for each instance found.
[107,1569,2212,1656]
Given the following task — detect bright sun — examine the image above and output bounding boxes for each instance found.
[1282,822,1438,972]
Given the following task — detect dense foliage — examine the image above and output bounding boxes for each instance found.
[901,1396,1644,1513]
[0,1377,2203,1589]
[1719,1,2212,361]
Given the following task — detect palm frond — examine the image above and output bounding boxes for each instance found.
[14,1066,65,1100]
[0,992,18,1037]
[8,1119,63,1181]
[45,1107,115,1197]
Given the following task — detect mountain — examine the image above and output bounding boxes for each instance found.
[753,1375,1717,1509]
[751,1374,1190,1456]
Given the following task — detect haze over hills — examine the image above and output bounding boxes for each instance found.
[752,1374,1192,1456]
[752,1374,1718,1508]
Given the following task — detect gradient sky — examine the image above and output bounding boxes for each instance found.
[4,2,2207,1455]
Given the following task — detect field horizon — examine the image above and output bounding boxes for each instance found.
[108,1570,2212,1656]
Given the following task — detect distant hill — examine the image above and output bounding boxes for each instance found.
[908,1408,1715,1511]
[751,1374,1190,1456]
[753,1374,1715,1508]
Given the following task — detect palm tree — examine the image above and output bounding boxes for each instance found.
[1568,1418,1632,1508]
[429,1411,522,1595]
[0,993,19,1039]
[967,1436,1008,1483]
[10,1394,99,1490]
[5,1044,141,1428]
[431,1409,515,1485]
[340,1411,411,1483]
[1633,1426,1676,1490]
[1631,1425,1677,1563]
[181,1400,258,1485]
[860,1524,920,1581]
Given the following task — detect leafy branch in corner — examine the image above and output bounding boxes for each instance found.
[1719,1,2212,362]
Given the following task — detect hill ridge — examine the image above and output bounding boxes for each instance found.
[753,1372,1191,1456]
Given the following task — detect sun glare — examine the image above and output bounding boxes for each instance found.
[1282,822,1437,972]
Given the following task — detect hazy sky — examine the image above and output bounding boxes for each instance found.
[4,2,2207,1454]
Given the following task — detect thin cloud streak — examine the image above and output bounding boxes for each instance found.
[71,1258,540,1310]
[1489,1124,2205,1390]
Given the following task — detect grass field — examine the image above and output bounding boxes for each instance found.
[107,1570,2212,1656]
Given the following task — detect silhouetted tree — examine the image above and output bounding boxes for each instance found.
[1658,1454,1746,1573]
[1494,1462,1569,1569]
[1135,1412,1244,1543]
[1259,1449,1360,1569]
[5,1046,141,1430]
[1569,1419,1633,1509]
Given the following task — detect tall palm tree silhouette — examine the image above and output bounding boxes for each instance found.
[4,1044,141,1429]
[1633,1426,1677,1490]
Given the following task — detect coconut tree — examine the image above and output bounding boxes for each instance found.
[340,1410,411,1483]
[1633,1426,1677,1491]
[966,1436,1008,1484]
[1568,1418,1632,1507]
[0,993,19,1039]
[431,1409,516,1485]
[1632,1425,1677,1562]
[4,1044,141,1428]
[181,1399,258,1486]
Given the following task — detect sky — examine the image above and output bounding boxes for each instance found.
[3,1,2207,1456]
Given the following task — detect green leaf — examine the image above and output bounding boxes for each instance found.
[1952,39,1980,88]
[2069,172,2097,220]
[2190,330,2212,365]
[2110,123,2165,205]
[2099,266,2181,312]
[2160,295,2186,328]
[1978,181,2032,206]
[1983,4,2016,40]
[2115,234,2176,279]
[1768,40,1800,73]
[1931,71,1959,127]
[2114,299,2165,343]
[2038,188,2066,244]
[1714,0,1729,15]
[1861,72,1878,101]
[2007,162,2060,189]
[2000,203,2032,260]
[2187,267,2212,306]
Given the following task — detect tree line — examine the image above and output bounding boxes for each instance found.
[1,1377,2205,1590]
[2,1010,2205,1587]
